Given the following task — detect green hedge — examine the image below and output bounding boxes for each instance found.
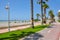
[34,19,40,22]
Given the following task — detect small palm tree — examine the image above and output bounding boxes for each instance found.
[49,10,55,22]
[43,3,49,23]
[30,0,34,28]
[36,13,40,21]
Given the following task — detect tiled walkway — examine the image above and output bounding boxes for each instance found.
[20,22,60,40]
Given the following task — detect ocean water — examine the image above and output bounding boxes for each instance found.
[0,20,31,28]
[0,20,30,23]
[0,20,18,23]
[0,20,20,27]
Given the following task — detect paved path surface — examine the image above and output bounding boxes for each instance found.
[20,22,60,40]
[0,22,41,33]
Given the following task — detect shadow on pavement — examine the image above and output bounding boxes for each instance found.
[47,26,53,28]
[23,33,44,40]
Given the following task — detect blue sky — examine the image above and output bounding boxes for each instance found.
[0,0,60,20]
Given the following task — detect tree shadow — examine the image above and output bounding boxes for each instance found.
[23,33,44,40]
[0,34,19,40]
[9,34,19,40]
[0,31,35,40]
[47,26,53,28]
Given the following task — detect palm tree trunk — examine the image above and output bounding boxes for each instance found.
[58,16,60,20]
[40,0,43,25]
[44,8,46,23]
[30,0,34,28]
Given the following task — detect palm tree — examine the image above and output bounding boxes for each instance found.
[30,0,34,28]
[43,3,49,23]
[36,13,40,21]
[58,12,60,20]
[37,0,48,25]
[49,10,55,22]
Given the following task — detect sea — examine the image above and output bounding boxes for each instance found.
[0,20,30,23]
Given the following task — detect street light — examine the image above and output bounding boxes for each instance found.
[5,3,10,32]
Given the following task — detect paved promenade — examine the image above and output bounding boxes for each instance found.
[20,22,60,40]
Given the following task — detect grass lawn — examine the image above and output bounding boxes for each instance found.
[0,25,49,40]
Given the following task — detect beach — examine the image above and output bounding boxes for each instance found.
[0,20,50,28]
[0,21,41,33]
[0,21,31,28]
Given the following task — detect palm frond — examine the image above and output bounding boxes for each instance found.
[37,2,41,4]
[45,0,48,1]
[49,10,55,18]
[43,3,49,8]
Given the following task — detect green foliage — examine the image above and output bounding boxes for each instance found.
[58,12,60,19]
[49,10,55,22]
[0,25,49,40]
[46,0,48,1]
[43,3,49,9]
[34,19,40,22]
[49,10,55,18]
[36,13,40,16]
[58,20,60,22]
[58,12,60,16]
[36,13,40,21]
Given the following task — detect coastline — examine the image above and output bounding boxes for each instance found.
[0,21,31,28]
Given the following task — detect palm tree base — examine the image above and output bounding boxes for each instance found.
[43,21,46,24]
[32,26,34,28]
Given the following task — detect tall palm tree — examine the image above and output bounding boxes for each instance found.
[58,12,60,20]
[36,13,40,21]
[49,10,55,22]
[43,3,49,23]
[30,0,34,28]
[38,0,48,25]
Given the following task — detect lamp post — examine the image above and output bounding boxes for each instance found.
[5,2,10,32]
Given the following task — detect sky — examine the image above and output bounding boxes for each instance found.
[0,0,60,20]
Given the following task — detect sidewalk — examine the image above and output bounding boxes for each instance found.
[20,22,60,40]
